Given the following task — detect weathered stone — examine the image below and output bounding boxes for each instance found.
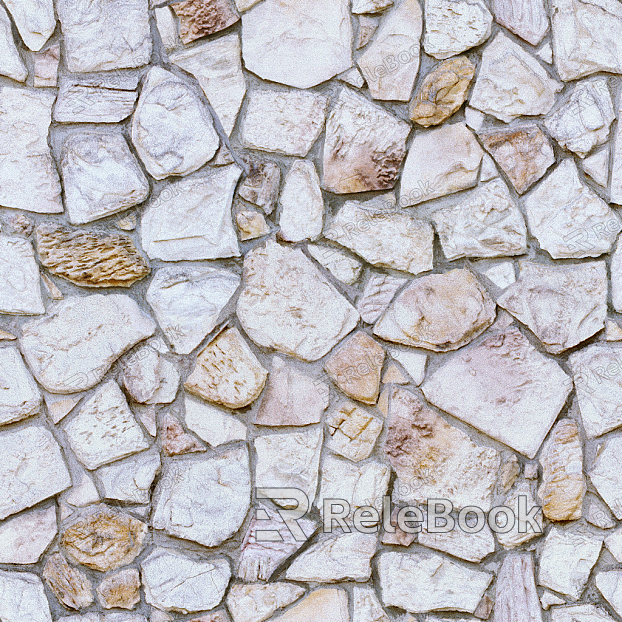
[307,245,363,286]
[410,56,475,126]
[141,549,230,614]
[238,158,280,213]
[432,178,527,260]
[185,394,247,447]
[0,505,56,564]
[353,0,393,12]
[419,520,495,562]
[357,273,407,324]
[237,240,359,361]
[493,0,548,45]
[356,15,379,47]
[0,4,26,82]
[96,569,140,610]
[141,165,240,261]
[41,274,62,301]
[241,0,352,89]
[155,6,178,49]
[480,124,555,194]
[391,349,428,385]
[237,209,270,240]
[326,402,383,462]
[322,87,409,194]
[57,0,151,72]
[494,554,542,622]
[586,493,617,529]
[0,346,41,426]
[496,482,543,548]
[498,261,607,354]
[122,346,179,405]
[551,605,617,622]
[1,236,44,314]
[153,446,250,547]
[422,325,571,458]
[61,505,147,572]
[400,122,484,206]
[184,327,267,409]
[584,148,609,188]
[374,269,496,351]
[61,464,99,510]
[605,528,622,560]
[44,553,93,610]
[352,586,389,622]
[589,436,622,518]
[0,571,51,622]
[540,592,565,611]
[609,104,622,204]
[4,0,55,51]
[226,583,305,622]
[160,414,205,456]
[269,589,348,622]
[171,0,239,44]
[325,197,433,275]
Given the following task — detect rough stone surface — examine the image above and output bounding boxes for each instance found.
[268,589,348,622]
[4,0,55,52]
[96,569,140,610]
[357,273,407,324]
[0,346,41,425]
[0,571,51,622]
[494,554,543,622]
[185,395,247,446]
[0,5,26,82]
[122,346,179,405]
[0,237,44,317]
[43,553,94,610]
[589,436,622,518]
[0,505,57,564]
[159,414,205,456]
[238,158,281,212]
[325,401,383,462]
[307,244,363,285]
[493,0,548,45]
[226,583,304,622]
[171,0,239,44]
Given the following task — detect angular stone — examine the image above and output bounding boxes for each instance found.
[480,124,555,194]
[122,346,179,405]
[141,165,240,261]
[285,532,376,582]
[0,88,62,213]
[378,551,493,613]
[419,521,495,563]
[374,269,496,351]
[227,583,304,622]
[584,148,609,188]
[356,15,379,47]
[400,122,484,206]
[97,569,140,610]
[586,493,617,529]
[322,87,409,194]
[269,589,348,622]
[493,0,548,45]
[242,88,328,157]
[237,209,270,240]
[423,0,492,59]
[131,68,219,179]
[34,43,59,86]
[358,0,422,101]
[391,349,427,385]
[237,240,359,361]
[432,178,527,260]
[0,4,26,81]
[470,33,561,122]
[409,56,474,126]
[0,571,51,622]
[307,245,363,285]
[0,346,41,426]
[538,525,602,599]
[353,0,392,12]
[36,223,149,288]
[352,586,389,622]
[155,6,178,49]
[184,327,267,409]
[153,446,250,547]
[241,0,352,89]
[357,273,406,324]
[338,66,365,88]
[4,0,55,52]
[141,549,230,614]
[0,505,57,564]
[184,395,247,447]
[605,528,622,560]
[170,34,245,135]
[160,414,205,456]
[2,236,44,314]
[551,605,617,622]
[498,261,607,354]
[325,197,434,275]
[44,553,93,610]
[61,505,147,572]
[238,158,281,213]
[422,325,571,458]
[589,436,622,518]
[497,482,543,548]
[609,106,622,204]
[495,554,542,622]
[385,387,500,509]
[57,0,151,72]
[171,0,239,44]
[326,402,383,462]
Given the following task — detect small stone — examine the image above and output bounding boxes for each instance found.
[353,0,392,12]
[551,605,616,622]
[0,233,43,294]
[41,274,62,300]
[322,87,410,194]
[382,506,416,546]
[419,520,495,563]
[0,4,26,82]
[255,356,328,427]
[498,261,607,354]
[171,0,239,44]
[141,549,230,614]
[60,133,149,225]
[540,591,565,610]
[184,327,268,409]
[357,273,407,324]
[131,67,219,180]
[185,394,247,446]
[586,493,617,529]
[237,210,270,240]
[605,528,622,561]
[326,402,383,462]
[583,148,609,187]
[0,329,16,340]
[235,0,261,10]
[141,165,241,261]
[96,569,140,610]
[496,482,543,549]
[241,0,352,89]
[354,587,391,622]
[492,0,548,45]
[324,197,434,275]
[307,244,363,285]
[0,571,51,622]
[226,583,304,622]
[4,0,55,51]
[431,178,527,260]
[160,414,205,456]
[589,436,622,518]
[236,240,359,361]
[391,349,427,385]
[136,404,156,437]
[356,15,379,48]
[494,554,542,622]
[0,346,42,425]
[500,455,521,493]
[57,0,151,72]
[238,158,281,213]
[479,124,555,194]
[155,6,178,49]
[33,43,59,87]
[122,346,179,405]
[374,269,496,351]
[278,160,324,243]
[153,446,250,547]
[269,589,348,622]
[337,67,365,88]
[400,122,484,206]
[61,505,147,572]
[242,88,328,157]
[479,154,498,181]
[410,56,475,126]
[474,595,494,620]
[44,553,93,610]
[465,105,485,131]
[382,363,409,384]
[475,261,516,289]
[0,505,57,564]
[358,0,422,101]
[538,42,553,64]
[62,467,99,509]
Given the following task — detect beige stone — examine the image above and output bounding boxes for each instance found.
[326,402,383,462]
[381,507,416,547]
[238,158,281,213]
[226,583,305,622]
[237,210,270,241]
[356,15,379,47]
[493,0,548,45]
[171,0,239,44]
[306,244,363,286]
[269,589,349,622]
[418,521,495,563]
[357,273,407,324]
[96,569,140,610]
[160,414,205,456]
[0,505,57,564]
[43,553,93,610]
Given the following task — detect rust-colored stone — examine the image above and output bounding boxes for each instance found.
[43,553,94,610]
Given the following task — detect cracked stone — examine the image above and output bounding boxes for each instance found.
[0,237,44,316]
[0,505,57,564]
[226,583,305,622]
[353,586,389,622]
[44,553,93,610]
[492,0,548,45]
[238,158,281,213]
[589,436,622,518]
[0,571,51,622]
[96,569,140,610]
[357,273,407,324]
[326,401,383,462]
[307,244,363,285]
[171,0,239,44]
[495,554,542,622]
[185,394,247,447]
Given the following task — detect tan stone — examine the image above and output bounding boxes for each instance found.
[325,402,383,462]
[35,223,149,288]
[172,0,239,43]
[43,553,94,610]
[324,331,384,404]
[270,588,349,622]
[238,158,281,213]
[0,329,15,340]
[184,327,268,409]
[382,363,409,384]
[410,56,475,127]
[237,210,270,241]
[356,15,379,48]
[96,568,140,610]
[381,507,416,547]
[61,505,147,572]
[160,414,205,456]
[41,274,62,300]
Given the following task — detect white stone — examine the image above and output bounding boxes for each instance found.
[493,0,548,45]
[538,42,553,64]
[57,0,151,72]
[432,178,527,260]
[338,67,365,88]
[551,605,617,622]
[358,0,422,101]
[185,395,247,447]
[605,528,622,561]
[0,425,71,519]
[470,33,562,122]
[153,446,250,547]
[269,589,349,622]
[279,160,324,242]
[0,571,51,622]
[496,482,543,549]
[464,106,485,131]
[131,67,219,180]
[155,6,178,49]
[61,133,149,225]
[419,522,495,562]
[141,549,230,614]
[307,244,363,285]
[0,5,26,81]
[236,0,262,10]
[227,583,304,622]
[122,346,179,404]
[583,148,609,187]
[378,551,493,614]
[352,586,389,622]
[589,436,622,518]
[390,349,427,385]
[0,88,62,214]
[586,493,617,529]
[476,260,516,289]
[141,165,240,261]
[353,0,393,12]
[495,554,543,622]
[400,122,484,206]
[242,88,328,157]
[241,0,352,89]
[64,381,150,470]
[4,0,54,51]
[422,325,571,458]
[170,34,246,136]
[0,237,43,315]
[357,273,407,324]
[20,294,155,394]
[423,0,492,59]
[479,154,498,181]
[237,240,359,361]
[62,466,99,508]
[0,505,57,564]
[540,591,565,610]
